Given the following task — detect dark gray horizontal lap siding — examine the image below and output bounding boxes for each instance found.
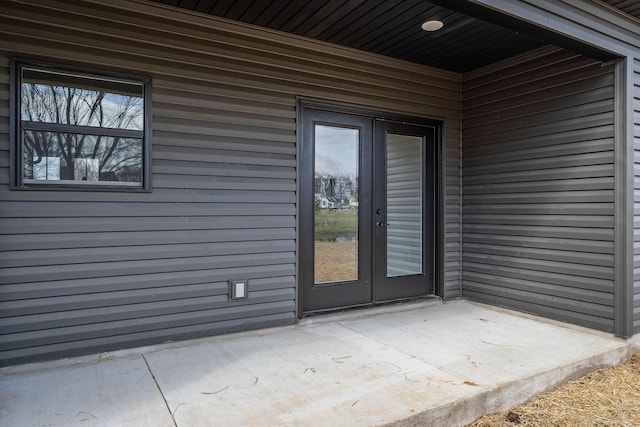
[0,0,461,365]
[462,46,616,332]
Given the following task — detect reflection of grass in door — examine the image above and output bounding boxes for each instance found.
[314,209,357,241]
[314,209,358,283]
[315,241,358,283]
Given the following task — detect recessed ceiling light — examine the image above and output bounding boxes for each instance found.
[421,20,444,32]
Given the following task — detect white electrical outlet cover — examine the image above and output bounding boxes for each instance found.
[235,282,245,299]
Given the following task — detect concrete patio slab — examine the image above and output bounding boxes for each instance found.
[143,318,480,427]
[0,300,632,427]
[0,354,174,427]
[340,301,623,388]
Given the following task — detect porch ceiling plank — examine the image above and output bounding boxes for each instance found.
[205,0,235,17]
[283,1,343,35]
[355,4,443,53]
[396,18,485,64]
[178,0,199,10]
[333,0,427,48]
[149,0,639,74]
[611,0,640,17]
[192,0,213,13]
[294,0,373,39]
[149,0,552,72]
[308,0,391,44]
[266,0,315,31]
[227,0,263,22]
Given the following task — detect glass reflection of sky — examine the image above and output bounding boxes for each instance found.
[22,83,143,130]
[314,125,358,178]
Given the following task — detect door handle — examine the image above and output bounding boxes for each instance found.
[376,221,388,228]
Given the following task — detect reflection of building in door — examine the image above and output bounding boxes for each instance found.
[313,125,359,285]
[315,174,358,210]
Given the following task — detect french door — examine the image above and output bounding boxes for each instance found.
[300,106,437,313]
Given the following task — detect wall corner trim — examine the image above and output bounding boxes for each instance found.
[613,55,634,337]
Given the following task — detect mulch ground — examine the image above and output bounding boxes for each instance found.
[471,353,640,426]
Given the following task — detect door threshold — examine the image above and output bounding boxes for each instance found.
[299,295,442,325]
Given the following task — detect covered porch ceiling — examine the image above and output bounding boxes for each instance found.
[149,0,631,73]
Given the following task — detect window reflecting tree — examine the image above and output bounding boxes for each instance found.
[20,69,144,183]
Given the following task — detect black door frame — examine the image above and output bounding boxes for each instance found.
[373,119,436,302]
[299,109,374,311]
[297,100,444,317]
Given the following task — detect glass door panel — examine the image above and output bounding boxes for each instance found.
[300,107,372,313]
[386,133,423,277]
[373,120,434,302]
[314,125,359,284]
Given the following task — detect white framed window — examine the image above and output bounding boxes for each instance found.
[11,59,151,190]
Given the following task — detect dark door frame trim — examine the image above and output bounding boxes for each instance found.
[296,99,445,318]
[373,119,436,302]
[299,109,374,312]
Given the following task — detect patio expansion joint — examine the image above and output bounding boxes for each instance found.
[335,319,481,384]
[141,353,178,427]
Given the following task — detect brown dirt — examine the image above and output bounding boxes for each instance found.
[470,353,640,426]
[314,241,358,283]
